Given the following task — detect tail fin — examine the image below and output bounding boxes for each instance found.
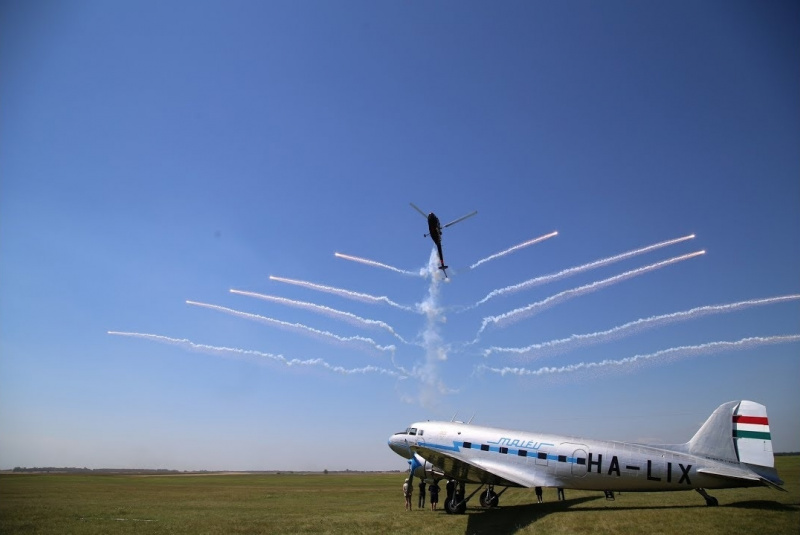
[688,400,775,468]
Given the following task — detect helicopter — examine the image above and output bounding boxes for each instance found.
[410,203,477,277]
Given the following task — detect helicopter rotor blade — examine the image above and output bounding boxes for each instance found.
[443,210,478,228]
[409,202,428,218]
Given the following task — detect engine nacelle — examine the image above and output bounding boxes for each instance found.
[409,453,445,482]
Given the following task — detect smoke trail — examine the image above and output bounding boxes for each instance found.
[185,300,396,355]
[470,234,696,308]
[107,331,405,377]
[485,294,800,359]
[334,252,419,276]
[478,250,705,334]
[478,335,800,378]
[408,249,453,406]
[470,231,558,270]
[269,275,415,312]
[230,289,409,343]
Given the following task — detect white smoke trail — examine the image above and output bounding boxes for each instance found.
[485,294,800,359]
[185,300,396,355]
[269,275,415,312]
[478,335,800,377]
[469,231,559,270]
[478,250,705,334]
[409,249,453,406]
[230,289,409,343]
[470,234,696,308]
[334,252,419,276]
[107,331,405,377]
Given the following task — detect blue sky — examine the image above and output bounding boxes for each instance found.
[1,1,798,471]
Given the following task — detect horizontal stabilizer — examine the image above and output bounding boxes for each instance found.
[697,467,786,492]
[697,466,760,482]
[758,476,788,492]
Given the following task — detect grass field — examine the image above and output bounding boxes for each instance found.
[1,457,798,534]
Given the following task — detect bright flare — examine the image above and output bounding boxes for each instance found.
[469,231,559,270]
[335,252,419,276]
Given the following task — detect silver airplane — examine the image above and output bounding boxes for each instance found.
[388,400,784,513]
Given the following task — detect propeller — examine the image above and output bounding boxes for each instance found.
[443,210,478,228]
[409,202,428,218]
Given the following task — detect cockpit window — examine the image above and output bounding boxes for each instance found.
[406,427,417,435]
[418,429,424,436]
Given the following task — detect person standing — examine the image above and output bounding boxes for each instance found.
[429,482,440,511]
[535,486,543,503]
[557,487,565,501]
[446,479,455,506]
[403,479,413,510]
[418,480,426,509]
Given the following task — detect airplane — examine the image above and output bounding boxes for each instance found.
[410,203,477,277]
[388,400,784,514]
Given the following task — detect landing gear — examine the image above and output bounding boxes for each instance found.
[696,488,718,506]
[445,493,467,514]
[479,486,499,508]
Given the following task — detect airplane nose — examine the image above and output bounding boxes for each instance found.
[388,433,413,459]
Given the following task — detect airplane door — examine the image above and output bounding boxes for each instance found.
[555,443,587,478]
[571,448,588,478]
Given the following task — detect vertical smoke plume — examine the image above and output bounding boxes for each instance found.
[412,250,451,407]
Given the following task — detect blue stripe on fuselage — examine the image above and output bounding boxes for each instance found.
[422,441,581,466]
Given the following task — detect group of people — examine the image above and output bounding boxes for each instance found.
[404,478,569,510]
[405,480,568,510]
[402,479,440,510]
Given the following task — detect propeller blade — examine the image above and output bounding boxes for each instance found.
[409,202,428,218]
[443,210,477,228]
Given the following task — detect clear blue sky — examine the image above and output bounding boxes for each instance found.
[1,0,798,471]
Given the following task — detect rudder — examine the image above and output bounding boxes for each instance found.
[688,400,775,468]
[733,400,774,468]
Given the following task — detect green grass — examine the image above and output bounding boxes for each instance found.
[1,457,798,534]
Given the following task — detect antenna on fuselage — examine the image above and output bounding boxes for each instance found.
[467,413,476,424]
[450,412,458,422]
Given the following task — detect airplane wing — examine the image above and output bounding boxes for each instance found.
[411,443,559,488]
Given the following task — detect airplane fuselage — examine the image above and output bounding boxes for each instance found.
[389,420,770,493]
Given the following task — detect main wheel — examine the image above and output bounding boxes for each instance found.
[445,494,467,514]
[444,497,458,514]
[479,489,499,508]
